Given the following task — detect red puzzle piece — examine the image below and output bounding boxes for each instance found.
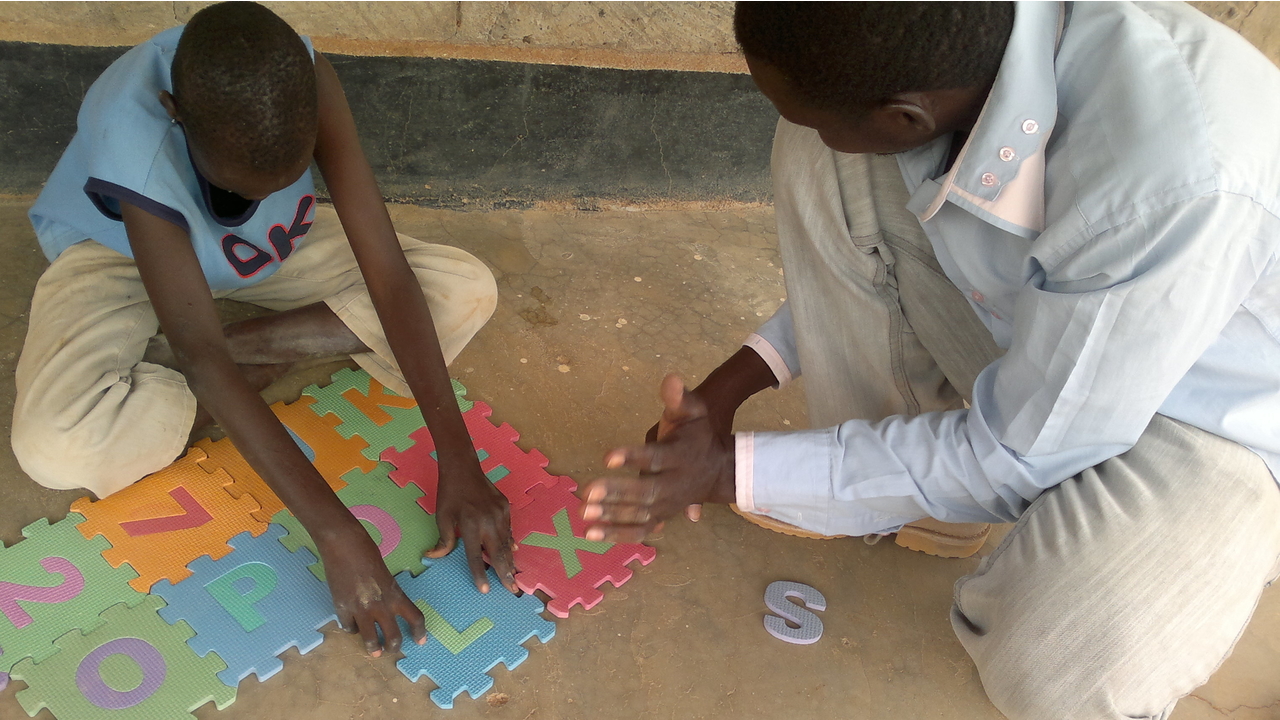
[509,478,656,618]
[71,448,268,592]
[382,402,564,514]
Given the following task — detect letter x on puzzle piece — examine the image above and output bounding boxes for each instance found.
[0,515,146,677]
[71,448,268,592]
[152,525,338,687]
[509,478,657,618]
[393,543,555,709]
[9,595,236,720]
[382,401,567,513]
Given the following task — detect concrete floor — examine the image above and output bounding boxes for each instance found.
[0,197,1276,719]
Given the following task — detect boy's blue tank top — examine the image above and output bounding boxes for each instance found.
[28,25,318,292]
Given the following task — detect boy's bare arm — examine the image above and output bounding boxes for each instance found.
[121,202,427,656]
[311,52,517,594]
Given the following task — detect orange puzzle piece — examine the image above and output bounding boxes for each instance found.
[70,447,268,592]
[273,396,377,480]
[193,434,350,525]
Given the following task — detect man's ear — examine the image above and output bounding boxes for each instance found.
[878,92,938,137]
[158,90,180,123]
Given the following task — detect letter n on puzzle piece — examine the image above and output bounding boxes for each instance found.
[509,480,656,618]
[71,448,268,592]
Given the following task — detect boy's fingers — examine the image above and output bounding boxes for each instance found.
[462,535,491,594]
[584,477,658,506]
[380,613,403,654]
[357,613,382,656]
[485,533,519,594]
[399,597,427,645]
[425,519,457,559]
[587,522,657,544]
[585,501,654,524]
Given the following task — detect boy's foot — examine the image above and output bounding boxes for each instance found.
[729,505,990,558]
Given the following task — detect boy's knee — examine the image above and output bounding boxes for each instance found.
[12,412,151,498]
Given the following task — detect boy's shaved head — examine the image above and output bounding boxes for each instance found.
[735,2,1014,117]
[171,1,316,177]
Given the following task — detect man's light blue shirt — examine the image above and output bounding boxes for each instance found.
[741,2,1280,536]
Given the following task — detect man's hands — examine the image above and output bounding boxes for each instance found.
[581,375,737,543]
[315,520,426,656]
[427,451,519,595]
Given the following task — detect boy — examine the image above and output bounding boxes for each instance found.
[584,3,1280,718]
[15,1,516,657]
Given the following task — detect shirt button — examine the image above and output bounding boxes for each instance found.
[971,290,985,303]
[1022,119,1039,134]
[980,172,998,187]
[999,146,1016,161]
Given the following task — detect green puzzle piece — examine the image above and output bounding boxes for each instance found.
[520,509,612,578]
[0,514,146,673]
[413,599,493,655]
[452,378,473,413]
[10,596,236,720]
[274,463,439,581]
[302,368,428,461]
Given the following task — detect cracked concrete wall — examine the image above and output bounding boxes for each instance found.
[2,2,1272,73]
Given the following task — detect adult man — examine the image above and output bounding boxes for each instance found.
[584,3,1280,717]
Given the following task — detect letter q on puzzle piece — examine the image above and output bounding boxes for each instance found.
[763,581,827,645]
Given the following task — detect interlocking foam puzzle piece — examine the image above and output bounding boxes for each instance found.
[510,478,656,618]
[274,395,379,478]
[303,368,426,461]
[394,546,555,709]
[451,378,474,413]
[72,448,268,592]
[382,402,565,513]
[152,526,337,686]
[0,515,145,674]
[194,431,350,525]
[9,595,236,719]
[272,463,438,581]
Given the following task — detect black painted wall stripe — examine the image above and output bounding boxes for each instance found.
[0,41,778,208]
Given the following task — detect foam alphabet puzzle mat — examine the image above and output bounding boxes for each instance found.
[9,596,236,719]
[152,526,337,686]
[0,515,145,674]
[394,545,556,709]
[0,369,655,717]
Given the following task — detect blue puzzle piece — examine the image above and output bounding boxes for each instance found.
[152,525,337,687]
[394,543,556,709]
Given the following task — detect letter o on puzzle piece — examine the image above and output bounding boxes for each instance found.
[763,581,826,645]
[76,637,166,710]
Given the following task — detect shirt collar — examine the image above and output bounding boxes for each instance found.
[904,1,1065,239]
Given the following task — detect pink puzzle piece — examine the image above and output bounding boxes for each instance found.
[509,479,656,618]
[382,402,565,514]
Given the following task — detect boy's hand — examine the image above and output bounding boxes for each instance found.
[426,453,518,595]
[581,375,737,543]
[315,522,426,656]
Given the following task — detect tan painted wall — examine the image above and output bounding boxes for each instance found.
[0,2,1276,73]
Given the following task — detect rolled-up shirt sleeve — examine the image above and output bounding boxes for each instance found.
[736,194,1279,536]
[744,300,801,388]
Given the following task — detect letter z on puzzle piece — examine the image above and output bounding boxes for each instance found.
[71,448,268,592]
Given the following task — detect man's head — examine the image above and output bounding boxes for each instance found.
[161,1,316,199]
[735,2,1014,154]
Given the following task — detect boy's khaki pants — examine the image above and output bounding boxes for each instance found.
[12,205,496,498]
[772,117,1280,720]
